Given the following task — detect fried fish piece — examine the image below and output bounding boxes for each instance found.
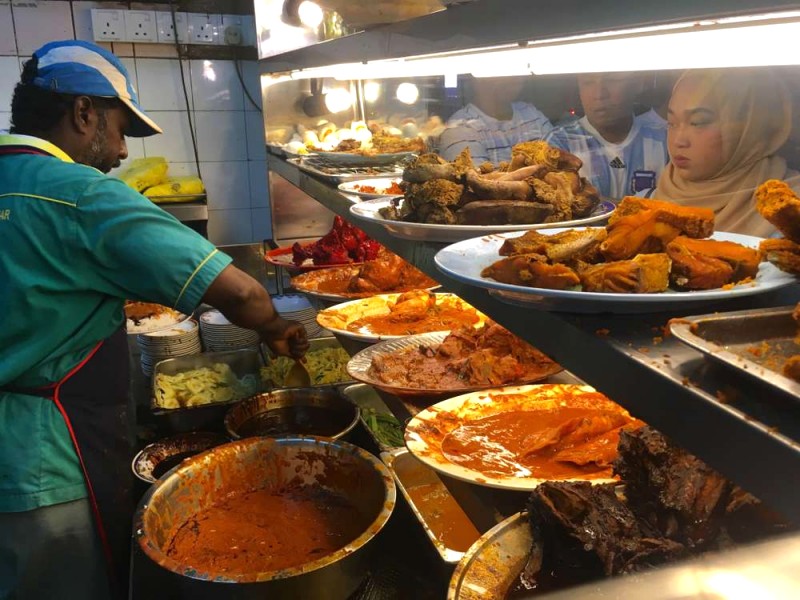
[601,208,682,261]
[759,238,800,275]
[579,253,672,293]
[609,197,715,238]
[667,236,761,290]
[755,179,800,243]
[500,228,607,264]
[481,254,581,289]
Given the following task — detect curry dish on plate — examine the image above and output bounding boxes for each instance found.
[291,249,437,298]
[405,384,643,488]
[317,291,485,339]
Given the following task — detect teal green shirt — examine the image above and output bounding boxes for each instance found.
[0,135,232,511]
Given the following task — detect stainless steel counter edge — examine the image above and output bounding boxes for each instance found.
[258,0,800,74]
[269,156,800,521]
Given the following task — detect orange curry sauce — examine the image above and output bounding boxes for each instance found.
[166,486,364,575]
[441,407,644,480]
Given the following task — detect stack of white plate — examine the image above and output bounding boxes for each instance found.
[199,309,261,352]
[272,294,323,338]
[137,319,202,376]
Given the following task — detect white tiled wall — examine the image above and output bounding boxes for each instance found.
[0,1,270,245]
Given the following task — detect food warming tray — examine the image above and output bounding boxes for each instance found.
[288,157,407,184]
[381,448,482,564]
[669,306,800,398]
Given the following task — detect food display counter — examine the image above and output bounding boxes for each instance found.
[253,0,800,596]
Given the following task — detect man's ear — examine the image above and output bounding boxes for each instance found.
[71,95,95,135]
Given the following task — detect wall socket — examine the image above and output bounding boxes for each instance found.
[124,11,157,43]
[188,13,221,45]
[156,11,189,44]
[91,9,125,42]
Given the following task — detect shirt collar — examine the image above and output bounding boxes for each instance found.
[0,134,75,163]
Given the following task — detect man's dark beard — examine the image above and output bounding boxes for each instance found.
[80,110,114,172]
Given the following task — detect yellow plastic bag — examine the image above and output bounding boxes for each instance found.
[117,157,168,192]
[144,176,206,203]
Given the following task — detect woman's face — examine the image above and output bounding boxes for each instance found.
[666,78,726,181]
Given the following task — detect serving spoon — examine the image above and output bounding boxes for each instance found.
[285,357,311,387]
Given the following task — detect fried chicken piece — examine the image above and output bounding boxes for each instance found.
[609,197,715,239]
[350,251,405,292]
[759,238,800,275]
[755,179,800,242]
[572,179,601,218]
[530,178,570,221]
[481,254,581,289]
[579,253,671,293]
[499,228,607,265]
[403,179,464,224]
[601,208,682,261]
[402,153,459,183]
[509,140,583,171]
[666,236,761,290]
[784,356,800,382]
[388,290,436,322]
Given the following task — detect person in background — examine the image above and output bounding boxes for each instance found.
[545,72,669,199]
[438,75,553,166]
[652,67,797,237]
[0,40,308,600]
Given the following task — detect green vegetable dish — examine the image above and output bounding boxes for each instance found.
[260,347,351,387]
[362,408,405,448]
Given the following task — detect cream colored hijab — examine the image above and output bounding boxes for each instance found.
[654,68,796,237]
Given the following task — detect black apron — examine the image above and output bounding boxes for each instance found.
[0,145,133,599]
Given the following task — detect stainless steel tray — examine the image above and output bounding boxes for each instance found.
[669,306,800,398]
[381,447,482,564]
[342,383,403,453]
[288,157,407,184]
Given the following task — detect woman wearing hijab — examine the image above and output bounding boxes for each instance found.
[654,67,798,237]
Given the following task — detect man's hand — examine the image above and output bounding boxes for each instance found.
[202,265,310,359]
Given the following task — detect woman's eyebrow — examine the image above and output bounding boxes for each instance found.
[668,106,716,118]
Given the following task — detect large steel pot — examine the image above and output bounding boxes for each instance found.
[224,386,360,441]
[134,436,395,599]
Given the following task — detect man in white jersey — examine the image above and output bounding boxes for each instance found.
[545,72,668,199]
[439,76,553,166]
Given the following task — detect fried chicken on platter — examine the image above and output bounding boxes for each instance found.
[509,140,583,172]
[755,179,800,242]
[500,228,607,264]
[601,197,715,261]
[666,237,761,290]
[578,253,672,293]
[758,238,800,275]
[481,254,581,289]
[609,197,715,238]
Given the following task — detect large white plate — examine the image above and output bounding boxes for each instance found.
[404,383,630,491]
[347,332,562,400]
[434,228,798,314]
[337,177,403,200]
[349,198,616,243]
[316,292,488,343]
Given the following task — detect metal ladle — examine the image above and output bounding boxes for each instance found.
[284,358,311,387]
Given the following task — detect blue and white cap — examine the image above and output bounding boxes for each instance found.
[31,40,162,137]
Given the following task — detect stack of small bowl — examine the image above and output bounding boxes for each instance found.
[199,309,261,352]
[137,319,202,376]
[272,294,323,339]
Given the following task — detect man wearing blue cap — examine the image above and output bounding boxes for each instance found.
[0,40,309,599]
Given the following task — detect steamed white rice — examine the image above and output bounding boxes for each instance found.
[127,310,184,334]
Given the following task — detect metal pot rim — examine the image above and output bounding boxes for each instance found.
[223,388,361,440]
[133,435,396,583]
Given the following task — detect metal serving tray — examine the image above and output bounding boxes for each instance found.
[287,157,406,184]
[381,447,483,564]
[263,336,356,388]
[150,349,264,433]
[669,306,800,399]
